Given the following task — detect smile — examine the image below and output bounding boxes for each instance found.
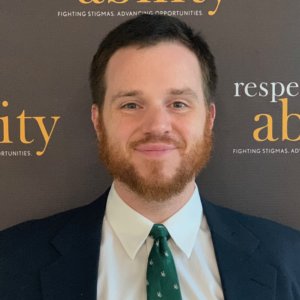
[134,143,177,157]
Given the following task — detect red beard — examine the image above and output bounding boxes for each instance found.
[97,114,213,202]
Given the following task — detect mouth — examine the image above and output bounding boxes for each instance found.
[134,143,177,157]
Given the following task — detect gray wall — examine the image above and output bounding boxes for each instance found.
[1,0,299,230]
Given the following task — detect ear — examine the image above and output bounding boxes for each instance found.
[91,104,101,138]
[208,103,216,130]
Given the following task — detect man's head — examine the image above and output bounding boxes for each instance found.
[90,14,217,107]
[90,15,217,202]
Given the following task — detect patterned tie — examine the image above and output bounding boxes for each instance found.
[146,224,182,300]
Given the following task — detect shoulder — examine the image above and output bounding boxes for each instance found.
[203,199,300,281]
[0,191,108,299]
[0,191,108,270]
[205,199,300,240]
[232,206,300,274]
[1,205,78,250]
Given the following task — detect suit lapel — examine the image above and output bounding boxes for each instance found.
[202,200,277,300]
[40,191,108,300]
[39,191,278,300]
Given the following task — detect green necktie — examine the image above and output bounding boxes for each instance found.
[146,224,182,300]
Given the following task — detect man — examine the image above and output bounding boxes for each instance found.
[1,15,300,300]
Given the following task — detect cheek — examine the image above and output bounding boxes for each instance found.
[105,120,135,150]
[111,113,144,139]
[176,117,206,142]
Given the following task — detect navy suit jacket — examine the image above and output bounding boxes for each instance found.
[1,189,300,300]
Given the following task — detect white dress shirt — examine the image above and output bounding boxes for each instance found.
[97,183,224,300]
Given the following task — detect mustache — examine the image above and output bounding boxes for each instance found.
[129,134,185,149]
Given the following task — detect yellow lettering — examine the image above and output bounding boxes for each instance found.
[280,98,300,141]
[193,0,205,3]
[253,114,279,142]
[34,116,60,156]
[17,110,34,144]
[208,0,222,16]
[137,0,185,2]
[0,101,12,144]
[79,0,104,4]
[108,0,128,3]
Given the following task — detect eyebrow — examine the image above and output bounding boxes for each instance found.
[110,87,198,102]
[111,90,143,102]
[167,88,198,99]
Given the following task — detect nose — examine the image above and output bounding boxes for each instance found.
[141,106,172,136]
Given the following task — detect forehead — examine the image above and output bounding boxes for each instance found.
[104,42,204,96]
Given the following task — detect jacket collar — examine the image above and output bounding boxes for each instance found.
[202,199,277,300]
[40,191,277,300]
[40,190,108,300]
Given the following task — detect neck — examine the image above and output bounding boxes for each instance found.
[113,179,196,223]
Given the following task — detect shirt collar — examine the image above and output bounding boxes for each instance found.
[106,183,203,260]
[163,185,202,258]
[106,183,153,260]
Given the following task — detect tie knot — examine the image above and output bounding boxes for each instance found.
[149,224,170,240]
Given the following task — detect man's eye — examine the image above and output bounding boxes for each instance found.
[172,102,187,109]
[121,103,139,110]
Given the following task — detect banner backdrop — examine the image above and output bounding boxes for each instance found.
[1,0,299,230]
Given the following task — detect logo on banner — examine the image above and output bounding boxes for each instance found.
[234,81,300,142]
[78,0,222,16]
[0,100,61,157]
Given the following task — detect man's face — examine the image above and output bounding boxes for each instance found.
[92,42,215,201]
